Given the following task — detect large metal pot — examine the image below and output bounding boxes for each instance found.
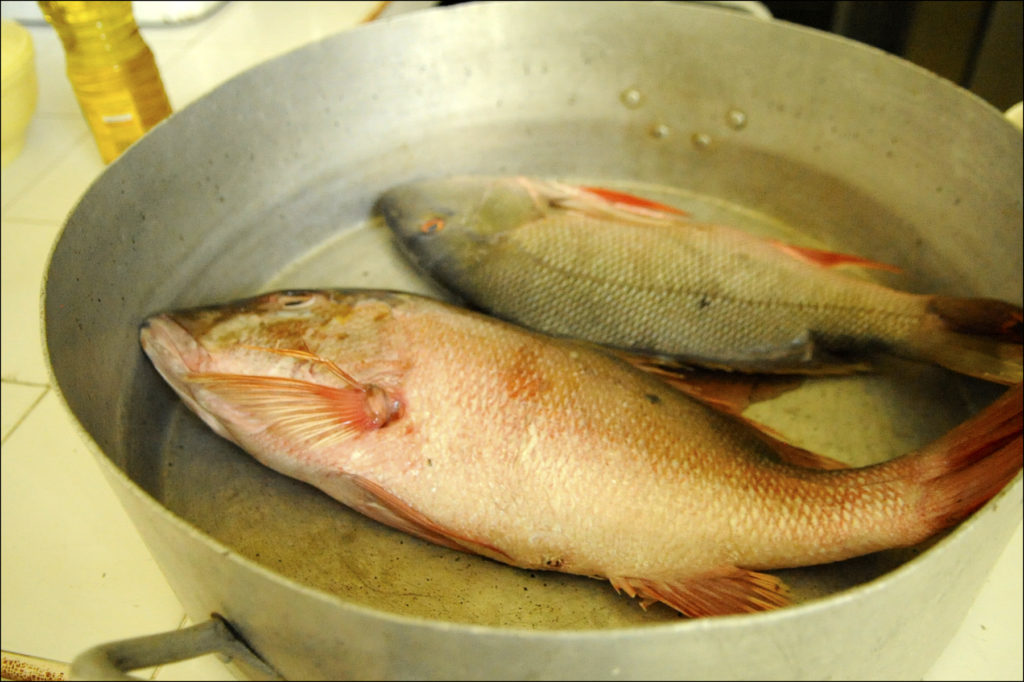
[43,2,1022,679]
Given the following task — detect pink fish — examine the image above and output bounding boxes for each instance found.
[140,289,1022,617]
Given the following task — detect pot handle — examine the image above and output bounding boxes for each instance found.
[695,1,773,20]
[69,615,282,681]
[1005,102,1023,131]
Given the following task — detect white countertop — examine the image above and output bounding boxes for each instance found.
[1,2,1021,680]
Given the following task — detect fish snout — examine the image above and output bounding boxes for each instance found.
[373,190,416,237]
[374,192,456,274]
[140,313,210,379]
[375,181,468,241]
[139,314,245,445]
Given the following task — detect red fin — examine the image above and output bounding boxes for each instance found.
[914,383,1023,531]
[188,373,385,445]
[768,240,903,273]
[610,352,848,469]
[613,346,873,381]
[579,185,689,216]
[751,427,851,470]
[666,375,850,469]
[614,354,805,416]
[532,178,689,226]
[610,568,790,617]
[350,477,514,562]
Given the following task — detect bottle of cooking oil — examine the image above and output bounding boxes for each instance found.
[39,1,172,163]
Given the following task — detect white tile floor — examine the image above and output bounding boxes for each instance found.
[1,4,396,679]
[1,2,1021,680]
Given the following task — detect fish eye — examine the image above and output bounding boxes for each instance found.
[420,217,445,235]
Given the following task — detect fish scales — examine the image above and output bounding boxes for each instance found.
[377,176,1022,382]
[480,213,924,360]
[140,289,1022,617]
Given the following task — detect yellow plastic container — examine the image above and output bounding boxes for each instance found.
[1,19,39,168]
[39,1,172,163]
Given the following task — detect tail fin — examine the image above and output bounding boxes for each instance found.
[929,296,1022,341]
[909,296,1023,385]
[913,383,1022,533]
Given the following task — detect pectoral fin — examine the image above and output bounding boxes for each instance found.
[609,568,790,618]
[188,373,382,446]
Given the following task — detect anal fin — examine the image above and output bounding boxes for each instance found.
[610,568,791,618]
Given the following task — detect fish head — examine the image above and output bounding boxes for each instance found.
[375,176,546,276]
[139,289,409,452]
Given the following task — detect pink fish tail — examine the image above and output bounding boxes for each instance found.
[912,383,1022,533]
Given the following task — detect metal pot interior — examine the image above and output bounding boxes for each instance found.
[44,0,1021,632]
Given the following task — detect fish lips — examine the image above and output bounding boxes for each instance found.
[373,187,435,242]
[140,314,237,441]
[140,314,208,379]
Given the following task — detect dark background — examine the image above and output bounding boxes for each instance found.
[438,0,1023,111]
[762,0,1022,110]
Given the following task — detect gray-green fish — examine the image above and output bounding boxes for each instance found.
[376,176,1022,384]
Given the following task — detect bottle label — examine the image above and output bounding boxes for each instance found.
[102,113,135,124]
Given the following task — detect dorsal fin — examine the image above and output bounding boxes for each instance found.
[579,185,689,216]
[530,178,691,226]
[767,240,903,273]
[530,178,901,273]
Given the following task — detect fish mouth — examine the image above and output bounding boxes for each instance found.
[374,191,445,273]
[140,314,209,406]
[374,180,468,239]
[140,314,208,378]
[140,314,239,441]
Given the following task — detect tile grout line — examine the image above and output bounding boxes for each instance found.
[146,613,190,680]
[0,384,51,448]
[0,127,94,215]
[0,378,51,387]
